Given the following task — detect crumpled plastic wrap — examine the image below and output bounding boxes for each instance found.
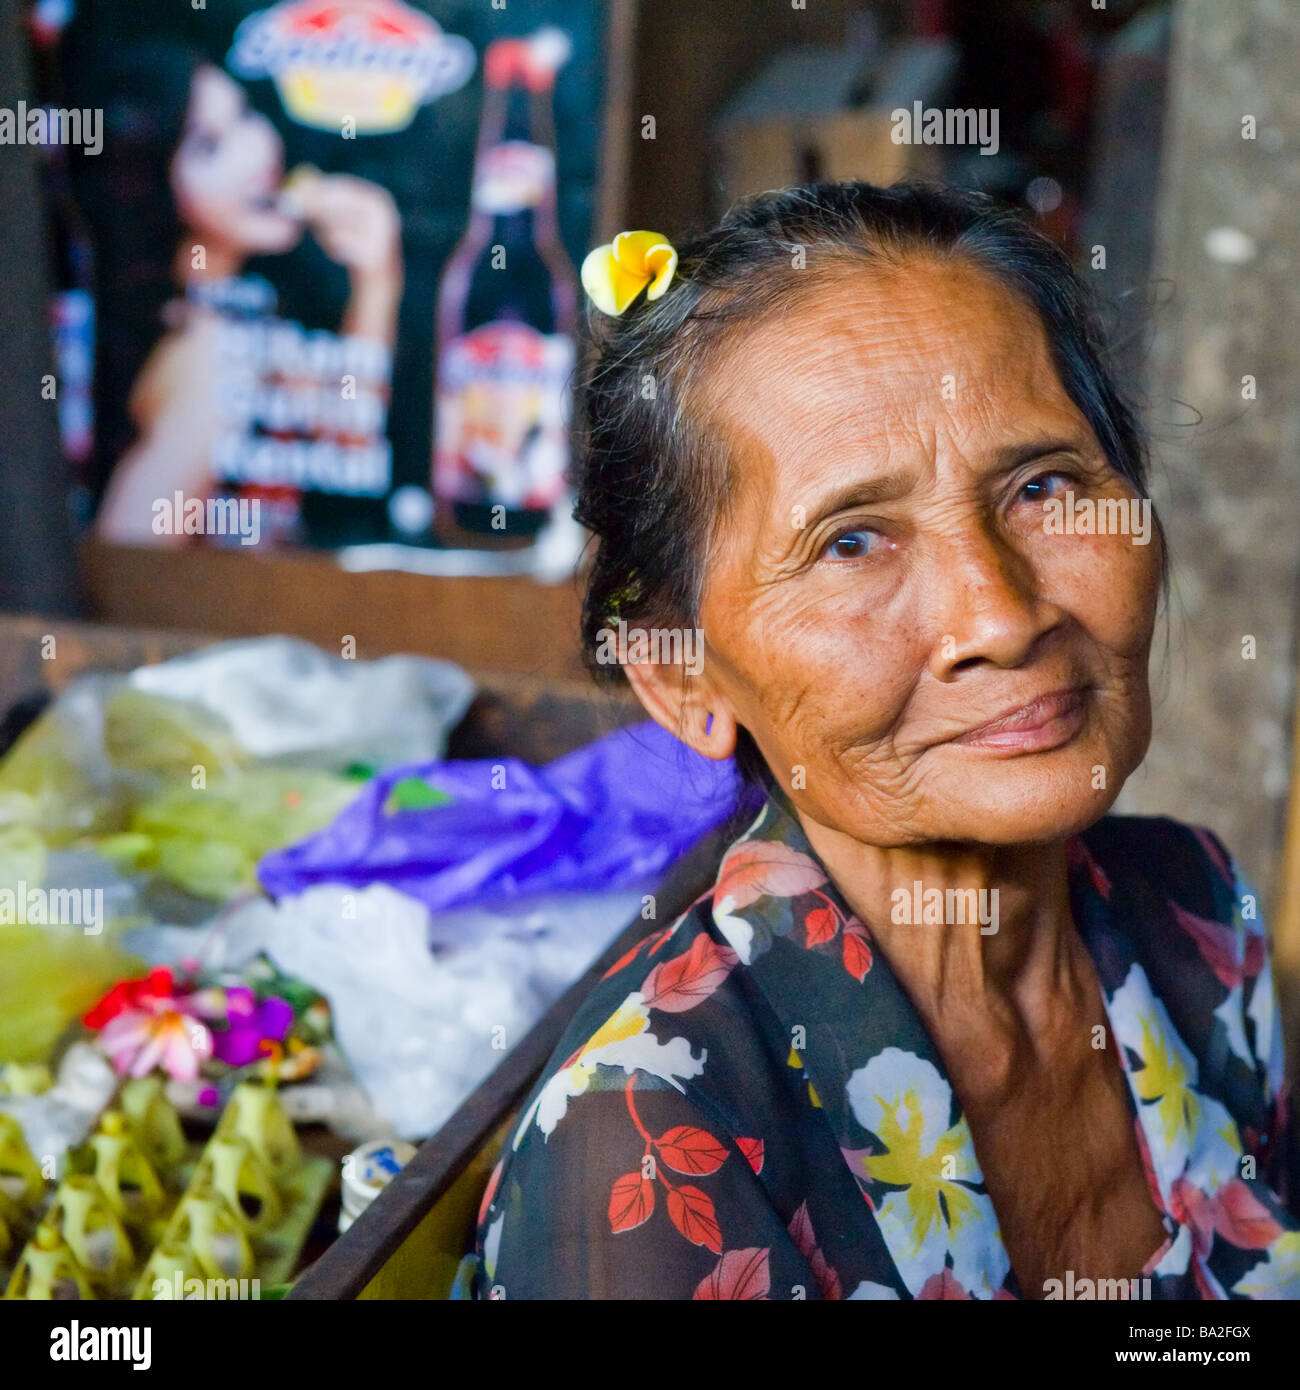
[259,719,744,914]
[0,637,476,900]
[127,637,475,771]
[0,1043,118,1169]
[126,884,642,1139]
[118,769,365,900]
[0,916,141,1065]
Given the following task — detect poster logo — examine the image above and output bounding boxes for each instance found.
[229,0,475,134]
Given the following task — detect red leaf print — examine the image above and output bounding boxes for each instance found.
[1213,1179,1284,1249]
[841,921,873,982]
[656,1125,729,1176]
[1067,837,1112,900]
[1171,1177,1215,1258]
[641,934,738,1013]
[476,1158,503,1228]
[1244,933,1266,977]
[1171,901,1257,989]
[810,1249,843,1301]
[1192,825,1234,886]
[788,1199,816,1257]
[737,1137,764,1174]
[601,927,670,980]
[712,841,825,911]
[917,1270,970,1299]
[667,1184,722,1252]
[786,1200,843,1300]
[693,1247,771,1300]
[602,942,645,981]
[804,905,838,946]
[609,1171,655,1233]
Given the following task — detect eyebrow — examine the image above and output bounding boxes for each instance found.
[800,437,1085,531]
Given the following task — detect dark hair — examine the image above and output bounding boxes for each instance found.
[573,179,1164,790]
[66,41,207,503]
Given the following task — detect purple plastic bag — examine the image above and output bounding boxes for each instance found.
[258,721,746,912]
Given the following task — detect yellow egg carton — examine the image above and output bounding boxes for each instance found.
[1,1077,191,1300]
[132,1082,332,1299]
[1,1079,331,1300]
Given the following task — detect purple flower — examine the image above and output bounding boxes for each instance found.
[211,995,294,1068]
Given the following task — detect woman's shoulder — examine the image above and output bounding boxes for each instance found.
[1078,811,1260,935]
[473,894,813,1299]
[1077,813,1282,1110]
[1076,811,1270,1005]
[509,890,773,1150]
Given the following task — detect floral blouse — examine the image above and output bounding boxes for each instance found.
[471,785,1298,1299]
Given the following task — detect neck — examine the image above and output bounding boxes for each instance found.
[795,809,1077,1010]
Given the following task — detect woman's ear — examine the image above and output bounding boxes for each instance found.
[621,643,738,761]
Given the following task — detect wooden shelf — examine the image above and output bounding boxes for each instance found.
[79,541,589,682]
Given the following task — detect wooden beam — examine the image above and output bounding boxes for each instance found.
[80,540,589,682]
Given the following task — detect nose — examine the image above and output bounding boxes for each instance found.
[927,516,1064,680]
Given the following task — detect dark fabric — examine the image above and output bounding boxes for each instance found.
[473,786,1296,1300]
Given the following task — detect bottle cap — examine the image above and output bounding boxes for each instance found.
[340,1140,416,1226]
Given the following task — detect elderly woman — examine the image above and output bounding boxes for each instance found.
[472,181,1297,1300]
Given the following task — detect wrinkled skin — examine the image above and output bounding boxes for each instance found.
[691,257,1157,850]
[622,256,1169,1294]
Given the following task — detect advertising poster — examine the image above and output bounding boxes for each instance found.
[53,0,607,558]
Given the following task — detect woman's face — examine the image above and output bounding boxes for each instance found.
[692,257,1162,849]
[171,65,300,256]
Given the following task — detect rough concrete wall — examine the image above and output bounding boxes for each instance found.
[1115,0,1300,909]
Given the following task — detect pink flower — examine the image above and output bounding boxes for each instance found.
[96,1003,213,1082]
[88,971,294,1082]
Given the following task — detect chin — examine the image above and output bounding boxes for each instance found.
[916,698,1150,848]
[944,797,1116,847]
[931,752,1130,846]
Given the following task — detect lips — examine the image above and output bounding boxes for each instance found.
[950,686,1088,752]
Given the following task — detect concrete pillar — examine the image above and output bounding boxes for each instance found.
[1117,0,1300,942]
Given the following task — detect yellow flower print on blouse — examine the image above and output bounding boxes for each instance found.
[1234,1231,1300,1298]
[846,1047,1009,1297]
[1130,1006,1202,1148]
[1107,964,1205,1191]
[860,1089,981,1251]
[513,993,706,1145]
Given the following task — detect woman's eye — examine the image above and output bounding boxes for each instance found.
[823,528,879,561]
[1019,471,1073,504]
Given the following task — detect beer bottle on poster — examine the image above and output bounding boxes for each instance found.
[432,32,578,549]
